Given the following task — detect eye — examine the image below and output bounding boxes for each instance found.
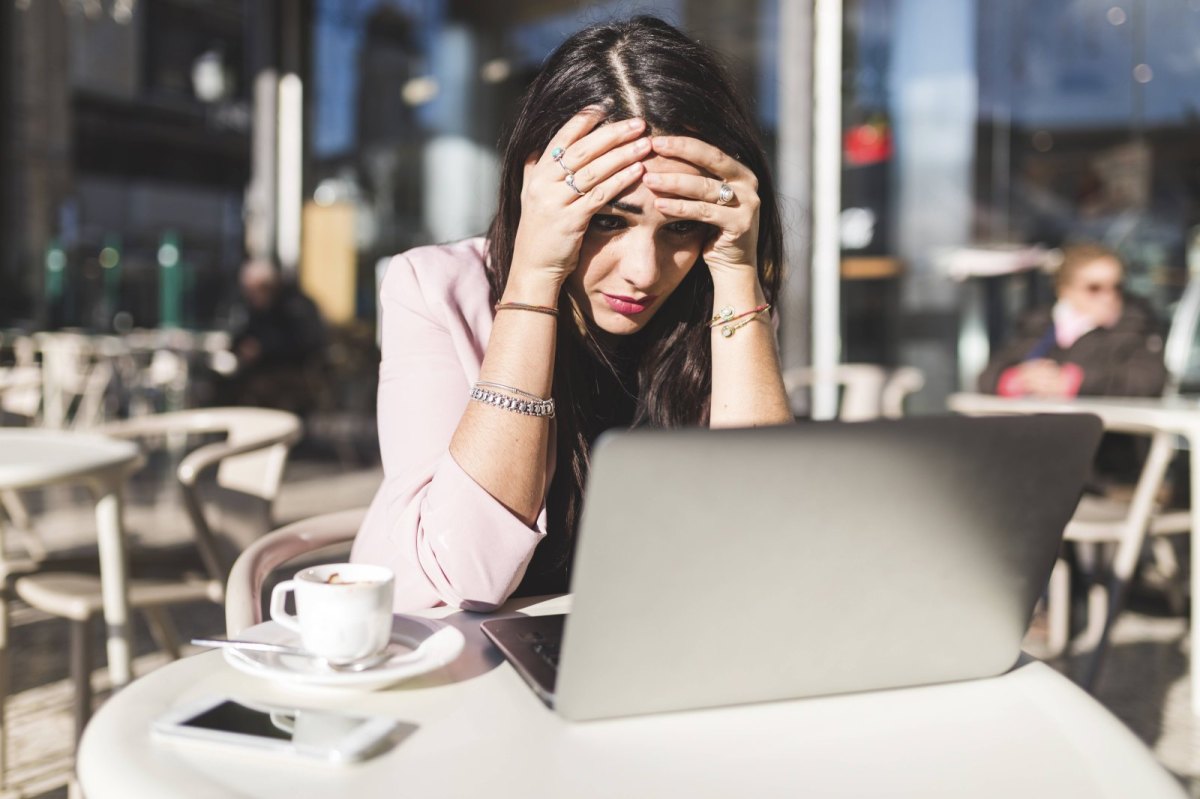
[589,214,627,232]
[664,220,705,237]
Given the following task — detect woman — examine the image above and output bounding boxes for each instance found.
[978,242,1165,398]
[351,16,793,611]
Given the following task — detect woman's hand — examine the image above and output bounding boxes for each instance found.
[641,136,761,277]
[508,107,650,296]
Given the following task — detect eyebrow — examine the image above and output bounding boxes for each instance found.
[608,200,642,214]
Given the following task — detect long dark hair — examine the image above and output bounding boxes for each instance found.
[484,16,784,592]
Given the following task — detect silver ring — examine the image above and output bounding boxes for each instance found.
[565,172,586,196]
[552,147,572,175]
[716,183,734,205]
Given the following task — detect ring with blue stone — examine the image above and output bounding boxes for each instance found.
[551,147,573,175]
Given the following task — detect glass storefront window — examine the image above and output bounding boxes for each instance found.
[306,0,781,321]
[838,0,1200,397]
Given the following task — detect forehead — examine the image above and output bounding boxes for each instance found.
[1070,257,1122,281]
[611,154,705,214]
[641,154,704,176]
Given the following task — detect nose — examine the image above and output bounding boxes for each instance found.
[616,232,663,290]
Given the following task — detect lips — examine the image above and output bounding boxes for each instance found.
[601,293,657,315]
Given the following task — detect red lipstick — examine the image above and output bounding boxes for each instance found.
[602,293,657,315]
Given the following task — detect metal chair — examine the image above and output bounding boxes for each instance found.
[784,364,925,421]
[1037,277,1200,683]
[12,408,302,741]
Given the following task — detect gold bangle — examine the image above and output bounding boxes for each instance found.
[715,304,770,338]
[495,302,558,317]
[709,303,769,327]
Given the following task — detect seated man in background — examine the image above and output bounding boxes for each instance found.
[223,258,327,415]
[978,242,1166,399]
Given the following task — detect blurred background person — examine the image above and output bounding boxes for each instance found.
[221,258,328,415]
[978,242,1166,400]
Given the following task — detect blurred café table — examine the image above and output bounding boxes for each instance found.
[78,595,1183,798]
[0,430,144,684]
[948,392,1200,713]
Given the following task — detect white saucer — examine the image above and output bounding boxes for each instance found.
[222,615,465,691]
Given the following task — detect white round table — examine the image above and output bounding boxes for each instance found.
[78,595,1184,798]
[0,429,143,684]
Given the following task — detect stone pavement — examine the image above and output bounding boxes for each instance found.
[4,459,1200,798]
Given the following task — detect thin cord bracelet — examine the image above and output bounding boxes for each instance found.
[495,302,558,317]
[475,381,546,402]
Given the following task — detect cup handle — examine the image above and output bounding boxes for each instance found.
[269,580,301,634]
[269,711,296,735]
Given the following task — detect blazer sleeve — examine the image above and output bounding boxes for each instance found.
[351,252,547,611]
[977,310,1050,393]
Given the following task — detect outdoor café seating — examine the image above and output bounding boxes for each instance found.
[9,408,302,746]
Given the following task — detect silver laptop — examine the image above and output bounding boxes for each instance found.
[481,414,1102,721]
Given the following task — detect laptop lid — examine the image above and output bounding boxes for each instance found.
[554,414,1102,721]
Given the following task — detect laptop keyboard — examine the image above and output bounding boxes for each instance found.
[519,630,561,670]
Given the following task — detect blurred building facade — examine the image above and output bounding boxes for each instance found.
[2,0,1199,406]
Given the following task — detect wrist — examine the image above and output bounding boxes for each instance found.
[709,267,765,306]
[502,270,565,308]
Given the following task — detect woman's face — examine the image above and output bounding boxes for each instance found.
[565,154,711,336]
[1059,256,1123,327]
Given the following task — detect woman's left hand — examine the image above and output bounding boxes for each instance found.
[641,136,760,276]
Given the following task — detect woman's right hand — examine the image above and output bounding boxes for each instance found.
[507,107,650,296]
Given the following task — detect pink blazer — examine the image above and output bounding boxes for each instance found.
[350,238,550,611]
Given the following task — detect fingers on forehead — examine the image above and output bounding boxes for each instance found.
[548,107,610,152]
[571,119,641,157]
[655,136,746,178]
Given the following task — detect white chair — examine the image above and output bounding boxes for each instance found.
[1032,278,1200,683]
[225,507,367,637]
[784,364,925,421]
[12,408,302,741]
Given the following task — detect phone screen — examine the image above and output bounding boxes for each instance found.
[182,700,298,741]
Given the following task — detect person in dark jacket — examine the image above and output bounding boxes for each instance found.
[222,258,327,414]
[978,242,1166,398]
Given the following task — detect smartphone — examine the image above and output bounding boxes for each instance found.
[153,697,412,765]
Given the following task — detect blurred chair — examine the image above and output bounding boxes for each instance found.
[1037,278,1200,683]
[34,332,115,430]
[12,407,302,741]
[225,507,367,637]
[0,334,43,424]
[783,364,925,421]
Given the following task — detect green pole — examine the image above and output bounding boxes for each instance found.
[158,230,181,328]
[45,238,65,302]
[100,234,122,323]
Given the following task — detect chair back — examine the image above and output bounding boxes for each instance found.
[785,364,926,421]
[1162,277,1200,397]
[97,408,303,583]
[225,507,367,636]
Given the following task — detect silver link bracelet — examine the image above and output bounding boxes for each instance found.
[469,384,556,418]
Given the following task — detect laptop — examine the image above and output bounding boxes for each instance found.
[480,414,1102,721]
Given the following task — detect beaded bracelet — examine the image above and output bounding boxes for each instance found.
[710,303,771,338]
[495,302,558,317]
[469,384,556,418]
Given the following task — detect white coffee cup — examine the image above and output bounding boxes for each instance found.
[269,563,395,664]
